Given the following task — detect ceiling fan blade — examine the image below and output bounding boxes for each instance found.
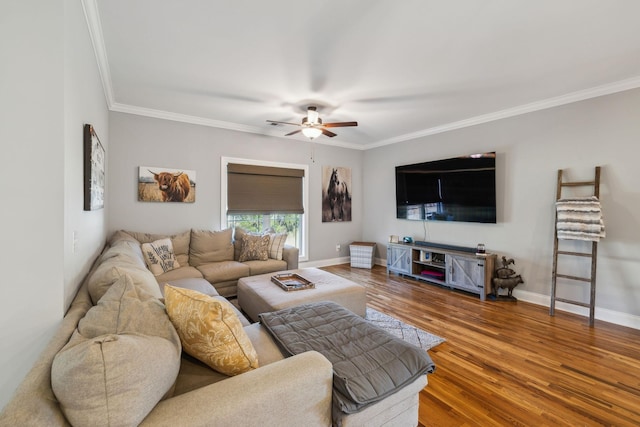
[323,121,358,128]
[321,129,337,138]
[285,129,303,136]
[267,120,301,127]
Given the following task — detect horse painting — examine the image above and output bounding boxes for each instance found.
[322,166,352,222]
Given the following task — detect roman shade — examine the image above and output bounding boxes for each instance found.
[227,163,304,214]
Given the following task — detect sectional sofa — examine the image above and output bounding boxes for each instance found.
[0,229,428,426]
[120,228,299,297]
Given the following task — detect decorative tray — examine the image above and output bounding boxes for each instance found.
[271,273,315,292]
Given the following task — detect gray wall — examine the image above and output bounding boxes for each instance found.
[108,89,640,327]
[363,88,640,326]
[107,112,364,261]
[0,0,108,411]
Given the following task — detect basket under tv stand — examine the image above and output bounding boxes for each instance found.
[387,241,496,301]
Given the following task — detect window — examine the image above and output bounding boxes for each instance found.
[221,157,308,260]
[226,213,301,248]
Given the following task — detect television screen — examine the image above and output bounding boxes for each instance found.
[395,152,496,223]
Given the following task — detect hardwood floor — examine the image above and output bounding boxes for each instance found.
[320,264,640,427]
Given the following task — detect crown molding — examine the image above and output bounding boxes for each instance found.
[82,0,114,107]
[110,102,267,134]
[109,102,364,150]
[83,1,640,151]
[367,75,640,149]
[107,75,640,151]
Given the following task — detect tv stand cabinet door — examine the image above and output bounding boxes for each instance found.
[387,244,411,275]
[446,255,487,300]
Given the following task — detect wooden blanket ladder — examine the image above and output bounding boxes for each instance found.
[550,166,601,326]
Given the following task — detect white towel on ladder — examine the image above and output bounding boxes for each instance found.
[556,196,605,242]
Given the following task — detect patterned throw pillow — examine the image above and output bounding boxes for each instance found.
[164,285,259,376]
[267,232,287,260]
[142,238,180,276]
[238,234,270,262]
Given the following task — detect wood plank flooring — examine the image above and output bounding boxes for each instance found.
[320,264,640,427]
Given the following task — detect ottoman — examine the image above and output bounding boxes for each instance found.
[237,268,367,322]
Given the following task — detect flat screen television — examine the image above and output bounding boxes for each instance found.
[395,152,496,223]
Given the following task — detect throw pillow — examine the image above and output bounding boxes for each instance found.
[266,232,288,260]
[238,234,270,262]
[142,238,180,276]
[164,285,259,376]
[126,230,191,267]
[233,227,260,260]
[51,275,181,427]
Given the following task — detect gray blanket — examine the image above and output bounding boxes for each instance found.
[259,301,435,417]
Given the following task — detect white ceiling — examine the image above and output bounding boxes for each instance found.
[86,0,640,149]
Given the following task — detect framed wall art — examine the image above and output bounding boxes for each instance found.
[83,124,105,211]
[322,166,352,222]
[138,166,196,203]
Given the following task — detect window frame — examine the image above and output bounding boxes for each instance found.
[221,156,309,261]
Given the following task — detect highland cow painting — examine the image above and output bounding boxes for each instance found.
[138,166,196,203]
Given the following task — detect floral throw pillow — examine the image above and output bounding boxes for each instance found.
[164,285,259,376]
[142,238,180,276]
[238,234,270,262]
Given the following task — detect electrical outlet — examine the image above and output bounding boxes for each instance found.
[336,244,341,252]
[72,231,78,253]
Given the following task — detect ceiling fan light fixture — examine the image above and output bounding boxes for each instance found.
[307,107,320,124]
[302,127,322,139]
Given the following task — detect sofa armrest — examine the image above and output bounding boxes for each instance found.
[140,351,332,427]
[282,245,299,270]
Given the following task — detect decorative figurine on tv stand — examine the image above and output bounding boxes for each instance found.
[490,256,524,301]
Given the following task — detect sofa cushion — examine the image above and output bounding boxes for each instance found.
[190,228,234,266]
[195,260,250,283]
[79,275,180,343]
[99,240,146,269]
[267,232,288,260]
[142,238,181,276]
[88,261,162,305]
[51,275,181,427]
[126,230,191,266]
[243,258,288,276]
[238,234,270,262]
[164,285,259,376]
[108,229,142,247]
[159,277,219,297]
[155,265,204,284]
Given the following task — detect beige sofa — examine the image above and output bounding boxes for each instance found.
[0,229,427,426]
[121,228,299,297]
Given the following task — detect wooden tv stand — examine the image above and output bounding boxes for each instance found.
[387,242,496,300]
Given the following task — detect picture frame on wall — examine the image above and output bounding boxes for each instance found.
[138,166,196,203]
[83,124,105,211]
[322,166,352,222]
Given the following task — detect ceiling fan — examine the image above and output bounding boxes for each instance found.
[267,106,358,139]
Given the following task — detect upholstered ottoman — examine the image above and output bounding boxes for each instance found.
[237,268,367,322]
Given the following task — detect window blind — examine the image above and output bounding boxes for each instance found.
[227,163,305,214]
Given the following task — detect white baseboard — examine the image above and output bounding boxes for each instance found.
[308,257,640,331]
[513,289,640,330]
[300,256,350,269]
